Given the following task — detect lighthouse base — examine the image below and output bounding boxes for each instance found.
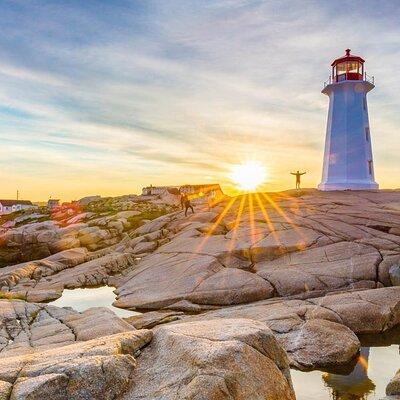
[318,181,379,191]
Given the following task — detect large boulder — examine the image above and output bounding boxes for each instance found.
[307,287,400,334]
[114,253,223,310]
[124,318,295,400]
[279,319,360,370]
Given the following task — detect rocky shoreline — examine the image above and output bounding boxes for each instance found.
[1,189,400,399]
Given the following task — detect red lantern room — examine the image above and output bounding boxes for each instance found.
[331,49,364,82]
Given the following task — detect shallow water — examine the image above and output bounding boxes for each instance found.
[50,286,141,318]
[292,345,399,399]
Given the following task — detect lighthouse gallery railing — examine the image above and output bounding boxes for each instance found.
[323,72,375,87]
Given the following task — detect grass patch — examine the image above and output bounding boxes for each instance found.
[0,291,25,300]
[15,215,50,228]
[0,209,50,228]
[0,210,24,225]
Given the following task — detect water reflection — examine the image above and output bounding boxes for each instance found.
[323,348,375,400]
[50,286,141,318]
[291,344,400,400]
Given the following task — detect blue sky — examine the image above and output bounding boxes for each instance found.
[0,0,399,200]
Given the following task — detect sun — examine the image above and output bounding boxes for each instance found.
[230,162,267,191]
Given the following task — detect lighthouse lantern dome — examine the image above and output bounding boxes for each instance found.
[331,49,365,82]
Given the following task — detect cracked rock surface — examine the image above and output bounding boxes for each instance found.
[0,299,153,399]
[0,301,294,400]
[176,286,400,370]
[1,190,400,398]
[0,330,152,400]
[3,190,400,311]
[0,300,135,356]
[122,318,295,400]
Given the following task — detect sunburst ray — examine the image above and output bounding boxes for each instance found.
[194,196,238,255]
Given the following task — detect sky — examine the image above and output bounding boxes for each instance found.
[0,0,399,201]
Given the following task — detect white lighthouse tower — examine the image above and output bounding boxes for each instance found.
[318,49,378,191]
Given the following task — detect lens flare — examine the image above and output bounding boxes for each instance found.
[230,162,267,191]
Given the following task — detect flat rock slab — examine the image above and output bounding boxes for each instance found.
[0,300,134,357]
[123,318,295,400]
[111,191,400,311]
[1,251,135,302]
[124,310,184,329]
[255,241,382,297]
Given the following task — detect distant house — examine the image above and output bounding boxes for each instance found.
[47,199,60,210]
[141,184,223,199]
[0,200,35,215]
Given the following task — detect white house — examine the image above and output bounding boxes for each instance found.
[0,200,35,215]
[318,49,378,191]
[47,199,60,210]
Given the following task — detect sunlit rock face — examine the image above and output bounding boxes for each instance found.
[0,301,295,400]
[123,318,295,400]
[0,304,152,399]
[0,300,149,397]
[1,190,400,391]
[0,196,178,265]
[2,190,400,315]
[177,286,400,370]
[0,300,136,356]
[114,189,400,311]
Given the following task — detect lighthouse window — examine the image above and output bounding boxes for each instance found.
[368,160,373,175]
[348,62,359,73]
[363,97,367,110]
[365,127,370,141]
[336,63,346,74]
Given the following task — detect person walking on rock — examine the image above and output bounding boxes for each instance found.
[180,192,186,210]
[291,170,306,189]
[181,193,194,216]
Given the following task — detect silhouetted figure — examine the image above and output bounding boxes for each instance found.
[291,170,306,189]
[180,193,194,216]
[180,193,186,210]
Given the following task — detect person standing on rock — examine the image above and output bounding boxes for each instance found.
[290,170,306,189]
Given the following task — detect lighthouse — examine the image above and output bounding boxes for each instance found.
[318,49,379,191]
